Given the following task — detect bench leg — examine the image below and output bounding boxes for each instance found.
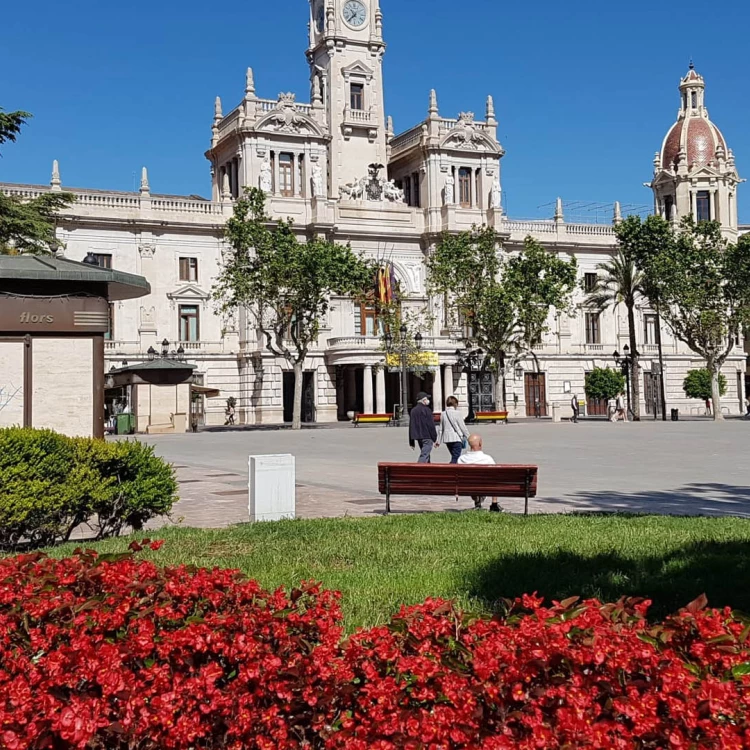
[385,469,391,515]
[524,471,531,517]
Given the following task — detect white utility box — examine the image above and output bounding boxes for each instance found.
[248,454,296,522]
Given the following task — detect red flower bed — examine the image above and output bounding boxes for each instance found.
[2,546,750,749]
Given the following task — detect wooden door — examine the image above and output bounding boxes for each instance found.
[524,373,547,417]
[469,371,496,413]
[643,372,662,416]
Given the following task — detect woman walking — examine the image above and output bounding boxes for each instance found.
[436,396,471,463]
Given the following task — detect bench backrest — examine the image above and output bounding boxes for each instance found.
[378,463,538,498]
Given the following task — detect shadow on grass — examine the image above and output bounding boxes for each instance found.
[467,539,750,620]
[537,483,750,518]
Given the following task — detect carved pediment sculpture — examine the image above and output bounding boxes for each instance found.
[256,93,325,137]
[441,111,497,152]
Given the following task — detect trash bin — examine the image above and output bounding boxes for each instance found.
[671,408,679,422]
[116,413,135,435]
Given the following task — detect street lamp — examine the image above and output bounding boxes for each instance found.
[147,346,156,361]
[384,324,415,426]
[455,346,485,422]
[161,339,170,358]
[177,345,186,362]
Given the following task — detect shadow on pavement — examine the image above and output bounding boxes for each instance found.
[466,538,750,620]
[538,483,750,518]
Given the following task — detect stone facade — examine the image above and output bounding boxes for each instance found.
[1,4,746,422]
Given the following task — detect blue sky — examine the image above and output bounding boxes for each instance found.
[2,0,748,221]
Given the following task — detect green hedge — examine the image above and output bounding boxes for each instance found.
[0,427,177,549]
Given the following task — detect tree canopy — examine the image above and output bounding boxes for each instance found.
[618,215,750,420]
[213,188,376,429]
[428,227,577,407]
[0,106,75,255]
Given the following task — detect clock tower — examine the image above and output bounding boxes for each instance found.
[307,0,387,197]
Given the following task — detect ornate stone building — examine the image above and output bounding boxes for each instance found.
[1,3,745,425]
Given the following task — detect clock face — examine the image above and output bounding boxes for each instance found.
[342,0,367,28]
[316,4,325,32]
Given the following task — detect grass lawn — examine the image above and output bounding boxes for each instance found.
[48,513,750,632]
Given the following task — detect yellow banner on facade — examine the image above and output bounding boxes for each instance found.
[386,351,439,370]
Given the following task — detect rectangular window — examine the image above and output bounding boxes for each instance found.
[644,313,658,346]
[179,257,198,282]
[412,173,420,208]
[350,83,364,111]
[584,273,598,293]
[92,253,112,269]
[585,312,601,344]
[403,178,412,207]
[696,190,711,222]
[360,302,382,337]
[179,305,200,342]
[279,153,294,197]
[105,303,115,341]
[458,168,471,207]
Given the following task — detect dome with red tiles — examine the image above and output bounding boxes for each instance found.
[659,65,729,172]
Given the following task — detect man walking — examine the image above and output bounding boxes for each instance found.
[409,392,437,463]
[459,434,501,512]
[570,394,580,423]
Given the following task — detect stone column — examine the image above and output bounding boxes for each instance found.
[375,367,386,413]
[345,367,357,413]
[444,365,454,400]
[433,363,443,412]
[363,365,374,414]
[295,154,303,197]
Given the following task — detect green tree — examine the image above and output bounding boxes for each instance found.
[0,107,30,152]
[620,215,750,421]
[0,107,75,255]
[585,367,626,403]
[586,247,646,420]
[683,369,727,403]
[428,228,577,408]
[214,188,376,429]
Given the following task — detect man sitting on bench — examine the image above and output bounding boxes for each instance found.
[458,434,501,513]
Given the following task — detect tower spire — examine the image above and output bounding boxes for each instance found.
[245,68,255,98]
[428,89,439,118]
[139,167,150,197]
[485,95,496,124]
[50,159,61,191]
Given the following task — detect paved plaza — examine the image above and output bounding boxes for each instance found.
[137,420,750,529]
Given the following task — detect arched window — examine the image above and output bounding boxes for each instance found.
[458,168,471,207]
[691,91,698,109]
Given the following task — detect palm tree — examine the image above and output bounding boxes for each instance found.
[586,249,646,421]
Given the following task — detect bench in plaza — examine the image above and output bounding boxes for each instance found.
[377,463,538,515]
[472,411,509,424]
[353,413,394,427]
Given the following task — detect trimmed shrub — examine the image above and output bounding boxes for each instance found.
[0,427,177,549]
[2,547,750,749]
[683,368,727,402]
[585,367,626,402]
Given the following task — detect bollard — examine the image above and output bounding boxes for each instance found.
[552,403,561,423]
[249,454,296,522]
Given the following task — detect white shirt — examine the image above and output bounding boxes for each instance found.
[458,451,496,466]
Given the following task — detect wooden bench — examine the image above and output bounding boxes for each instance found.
[377,463,538,515]
[353,413,394,427]
[473,411,509,424]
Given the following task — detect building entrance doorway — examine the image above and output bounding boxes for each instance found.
[524,373,547,417]
[469,371,496,414]
[283,371,315,423]
[644,372,663,416]
[585,372,608,416]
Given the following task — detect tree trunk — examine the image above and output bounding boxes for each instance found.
[495,370,506,411]
[292,360,304,431]
[709,362,724,422]
[627,303,641,421]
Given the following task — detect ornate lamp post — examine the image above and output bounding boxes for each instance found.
[455,346,484,422]
[384,324,422,426]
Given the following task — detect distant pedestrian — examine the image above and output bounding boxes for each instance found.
[224,403,235,426]
[615,392,628,422]
[705,399,712,417]
[607,397,617,422]
[459,434,501,512]
[745,396,750,417]
[571,394,580,423]
[436,396,470,463]
[409,392,437,463]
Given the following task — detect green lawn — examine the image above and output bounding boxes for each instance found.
[48,513,750,632]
